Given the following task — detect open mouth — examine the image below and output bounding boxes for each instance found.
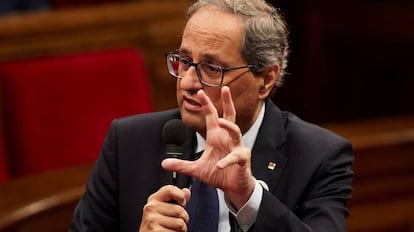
[183,96,202,109]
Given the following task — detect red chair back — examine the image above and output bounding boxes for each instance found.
[0,48,153,177]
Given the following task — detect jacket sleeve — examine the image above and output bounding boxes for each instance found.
[69,119,120,232]
[253,140,354,232]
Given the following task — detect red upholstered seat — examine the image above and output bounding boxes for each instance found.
[0,48,153,178]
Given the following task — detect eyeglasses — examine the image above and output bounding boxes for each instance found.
[165,51,257,87]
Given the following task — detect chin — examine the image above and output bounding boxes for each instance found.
[181,112,205,134]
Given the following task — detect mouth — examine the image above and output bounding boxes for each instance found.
[183,95,202,110]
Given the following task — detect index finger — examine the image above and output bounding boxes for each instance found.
[149,185,189,207]
[197,89,219,129]
[221,86,236,122]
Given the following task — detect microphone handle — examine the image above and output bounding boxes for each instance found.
[163,144,186,188]
[164,148,184,204]
[165,151,181,186]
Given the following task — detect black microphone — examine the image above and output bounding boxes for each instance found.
[162,119,188,188]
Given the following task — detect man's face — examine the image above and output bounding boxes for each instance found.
[176,7,265,136]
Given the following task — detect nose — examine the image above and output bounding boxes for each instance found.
[178,66,203,90]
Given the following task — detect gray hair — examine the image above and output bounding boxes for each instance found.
[187,0,289,88]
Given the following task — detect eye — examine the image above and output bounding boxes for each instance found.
[201,63,222,78]
[179,57,191,70]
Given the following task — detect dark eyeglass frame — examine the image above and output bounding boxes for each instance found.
[165,51,258,87]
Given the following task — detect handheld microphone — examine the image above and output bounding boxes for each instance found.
[162,119,188,188]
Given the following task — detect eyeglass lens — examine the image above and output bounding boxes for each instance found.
[167,53,223,86]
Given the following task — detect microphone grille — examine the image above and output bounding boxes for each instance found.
[162,119,188,145]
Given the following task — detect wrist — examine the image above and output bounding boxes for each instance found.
[226,176,256,210]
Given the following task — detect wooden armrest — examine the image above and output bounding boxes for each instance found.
[0,163,93,232]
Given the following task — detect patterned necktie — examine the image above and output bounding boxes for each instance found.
[186,178,219,232]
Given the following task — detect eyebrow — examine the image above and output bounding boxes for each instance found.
[178,48,228,66]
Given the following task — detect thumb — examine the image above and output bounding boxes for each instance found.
[182,188,191,206]
[161,158,194,176]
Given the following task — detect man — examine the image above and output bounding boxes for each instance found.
[70,0,354,231]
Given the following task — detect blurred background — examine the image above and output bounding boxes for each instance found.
[0,0,413,231]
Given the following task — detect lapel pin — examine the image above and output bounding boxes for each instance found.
[267,162,276,170]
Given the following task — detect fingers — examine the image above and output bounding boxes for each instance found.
[140,186,190,232]
[196,86,246,169]
[216,146,251,169]
[148,185,190,207]
[197,89,219,129]
[218,118,242,144]
[161,158,196,178]
[196,86,236,130]
[221,86,236,122]
[141,202,188,231]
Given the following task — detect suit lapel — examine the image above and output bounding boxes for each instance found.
[251,99,288,192]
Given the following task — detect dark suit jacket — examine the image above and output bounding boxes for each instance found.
[70,99,354,232]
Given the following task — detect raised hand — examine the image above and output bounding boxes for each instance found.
[162,86,256,209]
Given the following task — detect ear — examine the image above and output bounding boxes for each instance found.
[258,64,280,99]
